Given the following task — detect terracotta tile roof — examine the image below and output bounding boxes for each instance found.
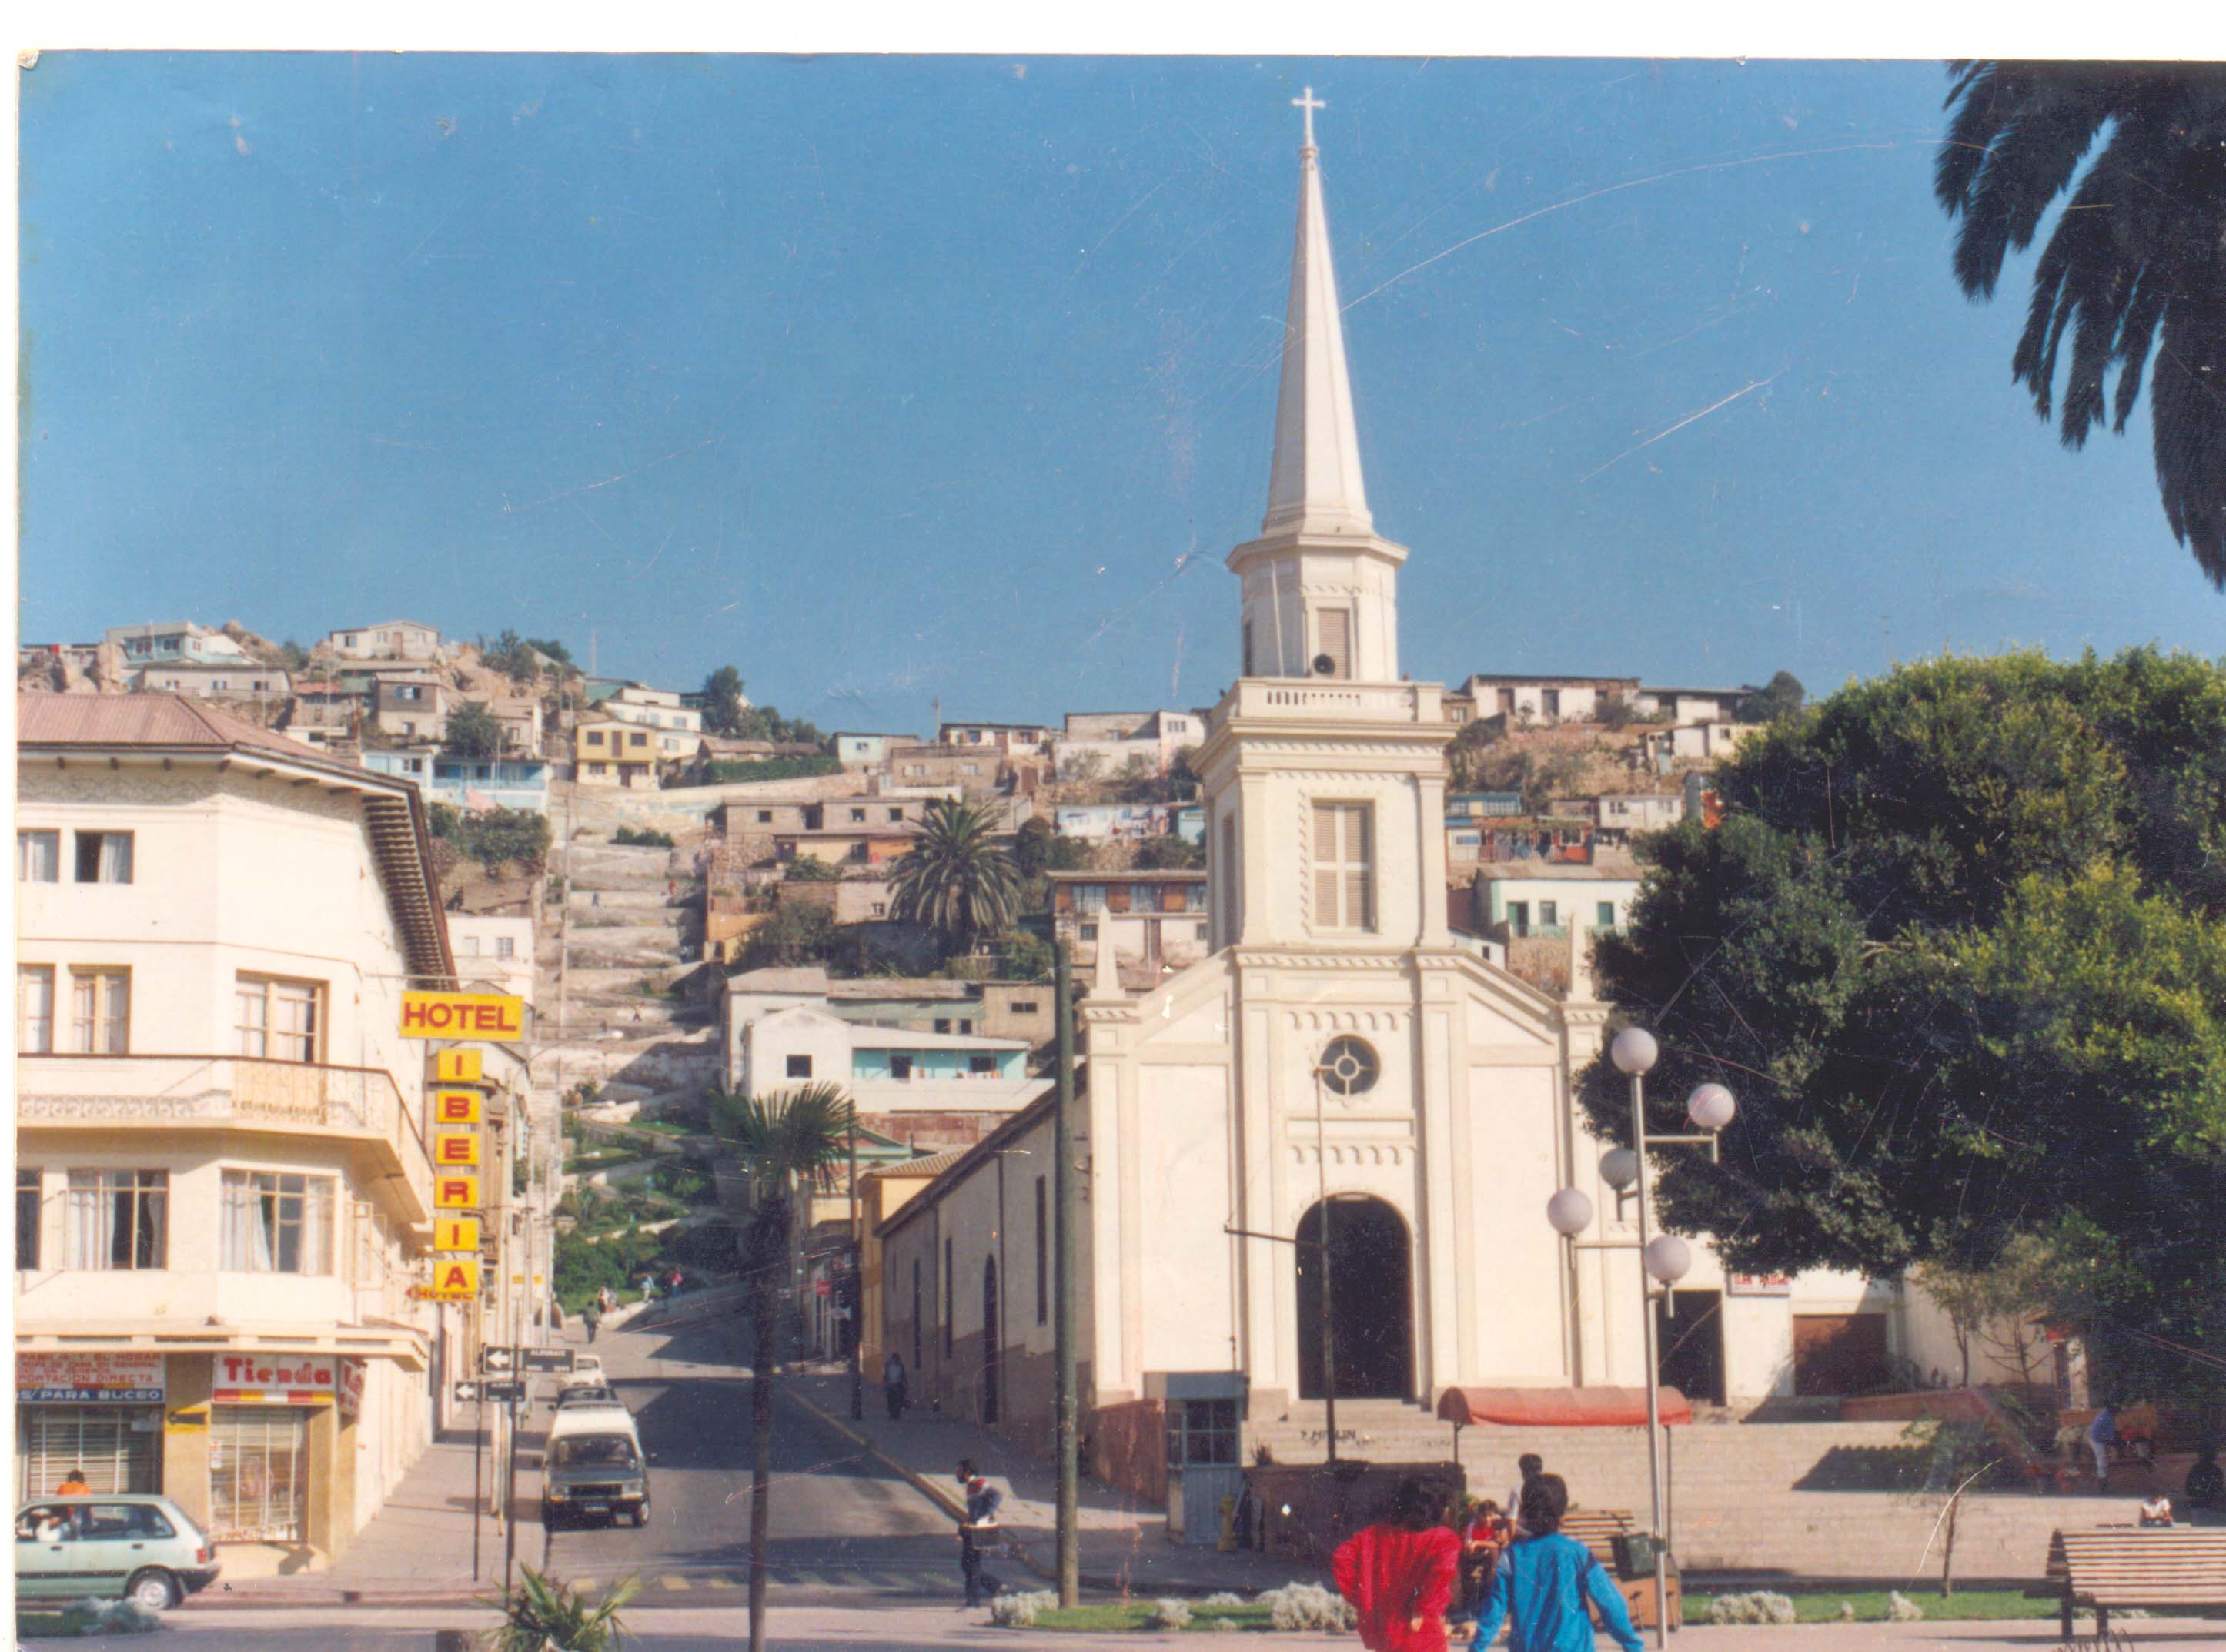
[19,693,313,762]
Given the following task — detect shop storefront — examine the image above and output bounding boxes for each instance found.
[15,1353,167,1500]
[207,1353,338,1547]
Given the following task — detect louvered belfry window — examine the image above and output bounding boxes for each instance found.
[1315,608,1353,678]
[1312,801,1374,932]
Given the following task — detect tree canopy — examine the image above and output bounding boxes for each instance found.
[889,796,1021,946]
[1737,670,1806,724]
[1584,648,2226,1390]
[1934,62,2226,587]
[443,700,504,760]
[699,666,749,737]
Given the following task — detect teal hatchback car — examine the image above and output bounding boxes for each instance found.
[14,1496,219,1610]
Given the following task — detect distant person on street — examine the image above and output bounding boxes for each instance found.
[2089,1403,2119,1492]
[1507,1453,1545,1534]
[1469,1474,1643,1652]
[1331,1477,1462,1652]
[2185,1440,2225,1511]
[54,1470,89,1496]
[583,1300,602,1344]
[954,1458,1004,1608]
[883,1351,909,1420]
[1449,1496,1509,1627]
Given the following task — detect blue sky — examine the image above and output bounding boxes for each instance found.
[21,52,2221,728]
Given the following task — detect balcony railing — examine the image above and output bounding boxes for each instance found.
[1210,678,1441,728]
[17,1054,433,1216]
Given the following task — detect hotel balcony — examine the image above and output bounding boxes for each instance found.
[15,1054,435,1229]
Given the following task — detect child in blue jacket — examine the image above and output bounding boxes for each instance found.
[1468,1475,1643,1652]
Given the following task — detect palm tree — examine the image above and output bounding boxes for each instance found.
[714,1083,856,1652]
[888,795,1022,948]
[1933,62,2226,587]
[487,1567,640,1651]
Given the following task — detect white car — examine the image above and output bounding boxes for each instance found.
[558,1354,605,1388]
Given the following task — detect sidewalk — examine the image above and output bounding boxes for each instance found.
[784,1363,1319,1598]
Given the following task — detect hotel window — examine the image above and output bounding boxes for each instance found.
[1313,607,1352,678]
[18,830,59,882]
[74,831,135,885]
[19,965,55,1054]
[236,975,324,1063]
[69,968,131,1053]
[1310,802,1375,932]
[18,1169,42,1270]
[65,1170,168,1270]
[220,1171,335,1274]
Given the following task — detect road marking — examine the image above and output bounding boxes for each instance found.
[706,1576,737,1590]
[658,1574,692,1591]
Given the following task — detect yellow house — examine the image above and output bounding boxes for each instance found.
[573,714,657,788]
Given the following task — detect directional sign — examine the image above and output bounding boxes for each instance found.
[457,1379,525,1404]
[453,1379,481,1403]
[480,1346,516,1375]
[520,1348,578,1375]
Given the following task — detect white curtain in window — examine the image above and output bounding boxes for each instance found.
[18,832,57,881]
[98,834,132,883]
[65,1174,112,1271]
[236,982,269,1057]
[19,967,55,1054]
[274,982,317,1062]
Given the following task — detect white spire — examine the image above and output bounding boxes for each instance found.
[1262,89,1372,539]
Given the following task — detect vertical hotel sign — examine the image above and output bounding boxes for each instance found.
[403,994,516,1303]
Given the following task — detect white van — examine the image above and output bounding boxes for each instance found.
[541,1406,650,1529]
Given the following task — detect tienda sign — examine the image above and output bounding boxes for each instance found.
[399,992,526,1042]
[214,1354,336,1405]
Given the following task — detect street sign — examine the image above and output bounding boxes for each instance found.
[457,1379,525,1403]
[400,990,526,1041]
[520,1348,577,1374]
[479,1346,516,1375]
[453,1379,480,1403]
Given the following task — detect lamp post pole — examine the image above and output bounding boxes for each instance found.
[1052,944,1080,1607]
[1629,1065,1671,1652]
[849,1126,864,1421]
[1312,1067,1337,1467]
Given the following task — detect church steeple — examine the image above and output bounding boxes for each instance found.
[1262,87,1372,539]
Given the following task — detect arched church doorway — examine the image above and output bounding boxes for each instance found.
[1295,1197,1412,1400]
[981,1256,1001,1424]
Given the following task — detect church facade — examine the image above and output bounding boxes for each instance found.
[869,105,2051,1508]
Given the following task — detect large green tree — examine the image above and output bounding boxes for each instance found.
[700,666,749,737]
[1584,648,2226,1391]
[1934,62,2226,587]
[442,700,504,760]
[889,796,1021,948]
[713,1085,855,1652]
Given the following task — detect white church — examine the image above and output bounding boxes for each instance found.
[868,99,2050,1532]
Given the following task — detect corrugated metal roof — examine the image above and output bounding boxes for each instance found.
[20,692,313,761]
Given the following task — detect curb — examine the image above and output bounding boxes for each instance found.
[193,1587,490,1610]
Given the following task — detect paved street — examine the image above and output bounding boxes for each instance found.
[532,1305,965,1607]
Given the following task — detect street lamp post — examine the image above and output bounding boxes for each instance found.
[1546,1028,1735,1652]
[1310,1065,1339,1466]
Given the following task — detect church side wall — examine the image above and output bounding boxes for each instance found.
[1135,1062,1238,1376]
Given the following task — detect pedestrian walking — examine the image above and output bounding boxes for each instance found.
[954,1458,1004,1608]
[583,1300,602,1344]
[2089,1402,2119,1492]
[1469,1475,1643,1652]
[591,891,600,908]
[1331,1477,1462,1652]
[1506,1453,1545,1534]
[883,1351,909,1420]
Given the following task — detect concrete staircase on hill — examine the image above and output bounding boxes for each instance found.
[535,828,723,1115]
[1245,1400,2089,1581]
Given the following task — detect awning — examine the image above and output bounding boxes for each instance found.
[1436,1386,1693,1428]
[18,1323,432,1373]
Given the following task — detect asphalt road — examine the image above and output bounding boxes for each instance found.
[531,1302,965,1609]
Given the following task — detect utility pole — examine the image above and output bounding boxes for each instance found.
[1312,1066,1338,1466]
[1052,943,1080,1607]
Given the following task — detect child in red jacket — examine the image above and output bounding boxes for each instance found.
[1332,1480,1463,1652]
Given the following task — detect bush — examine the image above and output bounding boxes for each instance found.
[1202,1593,1245,1608]
[1207,1616,1239,1634]
[988,1589,1057,1628]
[613,826,676,848]
[696,755,841,785]
[62,1597,161,1634]
[784,856,842,881]
[1706,1592,1797,1626]
[1262,1582,1356,1633]
[430,803,553,877]
[737,902,840,970]
[1146,1599,1192,1631]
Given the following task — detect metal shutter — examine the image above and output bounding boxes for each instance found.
[19,1407,161,1500]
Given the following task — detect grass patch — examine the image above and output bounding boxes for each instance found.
[1032,1604,1274,1633]
[1685,1588,2055,1624]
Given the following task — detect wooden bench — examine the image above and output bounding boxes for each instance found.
[1560,1509,1680,1631]
[2040,1527,2226,1636]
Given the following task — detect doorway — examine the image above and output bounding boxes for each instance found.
[981,1257,1001,1425]
[1295,1197,1412,1400]
[1655,1289,1726,1406]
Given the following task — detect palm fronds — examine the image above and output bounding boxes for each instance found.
[1935,61,2226,587]
[888,796,1021,944]
[486,1566,641,1651]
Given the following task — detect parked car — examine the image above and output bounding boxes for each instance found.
[540,1407,651,1530]
[14,1496,219,1610]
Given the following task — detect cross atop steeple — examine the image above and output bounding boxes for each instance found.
[1292,85,1325,151]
